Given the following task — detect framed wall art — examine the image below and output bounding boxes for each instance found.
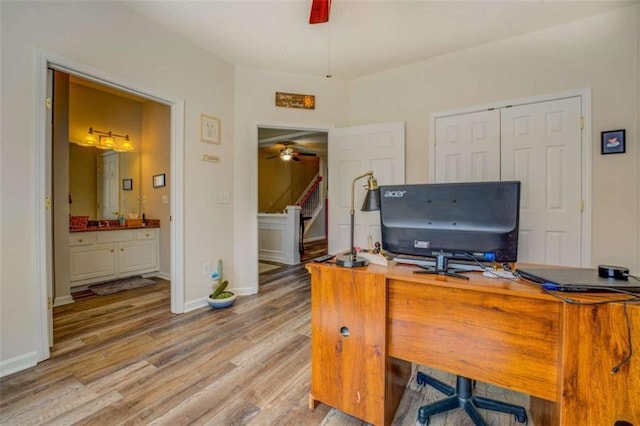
[153,173,166,188]
[200,114,220,144]
[601,129,625,155]
[122,178,133,191]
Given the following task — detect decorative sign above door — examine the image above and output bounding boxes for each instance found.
[275,92,315,110]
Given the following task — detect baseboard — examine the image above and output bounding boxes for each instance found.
[148,271,171,281]
[183,284,257,313]
[0,351,38,378]
[184,297,207,312]
[54,295,75,307]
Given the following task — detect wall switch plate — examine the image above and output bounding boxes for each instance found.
[162,195,169,204]
[202,262,211,276]
[219,191,230,203]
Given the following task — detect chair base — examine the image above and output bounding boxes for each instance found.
[416,373,528,426]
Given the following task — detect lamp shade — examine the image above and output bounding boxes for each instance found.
[361,187,380,212]
[79,132,98,147]
[100,136,116,149]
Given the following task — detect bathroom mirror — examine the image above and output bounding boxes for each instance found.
[69,144,141,219]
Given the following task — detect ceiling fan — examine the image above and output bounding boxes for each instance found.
[266,141,317,162]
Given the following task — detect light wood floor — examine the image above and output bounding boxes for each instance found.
[0,264,531,425]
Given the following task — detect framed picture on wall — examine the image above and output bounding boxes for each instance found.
[153,173,166,188]
[122,178,133,191]
[601,129,625,155]
[200,114,220,144]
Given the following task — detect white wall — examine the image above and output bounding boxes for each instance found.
[348,5,640,273]
[0,2,234,374]
[233,68,349,292]
[142,102,172,279]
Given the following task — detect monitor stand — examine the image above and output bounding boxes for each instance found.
[413,254,471,280]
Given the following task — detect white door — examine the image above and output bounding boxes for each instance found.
[501,97,583,266]
[98,152,119,219]
[433,96,583,266]
[328,122,405,255]
[434,110,501,182]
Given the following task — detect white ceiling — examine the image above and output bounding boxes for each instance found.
[124,0,635,79]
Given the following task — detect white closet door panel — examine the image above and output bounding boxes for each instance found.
[501,97,582,266]
[328,122,405,255]
[435,110,500,183]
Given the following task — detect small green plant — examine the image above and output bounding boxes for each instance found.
[209,259,234,299]
[211,280,233,299]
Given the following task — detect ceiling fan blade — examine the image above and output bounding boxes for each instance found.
[293,156,301,162]
[297,152,317,156]
[266,155,279,159]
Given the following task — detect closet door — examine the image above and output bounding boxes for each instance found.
[501,97,582,266]
[434,109,500,183]
[433,96,583,266]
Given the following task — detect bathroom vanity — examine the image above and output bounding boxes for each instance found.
[69,224,159,288]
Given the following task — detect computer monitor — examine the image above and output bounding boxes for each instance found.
[379,181,521,278]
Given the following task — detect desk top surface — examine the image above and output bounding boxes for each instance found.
[307,261,634,304]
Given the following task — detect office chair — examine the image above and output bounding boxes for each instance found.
[416,372,528,426]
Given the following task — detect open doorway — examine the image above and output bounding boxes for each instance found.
[35,50,185,362]
[256,126,328,275]
[52,71,172,304]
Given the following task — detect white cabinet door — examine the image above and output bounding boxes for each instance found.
[70,244,116,282]
[118,229,159,274]
[435,109,501,183]
[328,122,405,255]
[501,97,583,266]
[118,240,158,274]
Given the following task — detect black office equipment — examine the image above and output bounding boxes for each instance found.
[378,180,527,425]
[379,181,521,279]
[517,266,640,292]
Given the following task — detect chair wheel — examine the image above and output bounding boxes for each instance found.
[416,372,427,386]
[416,420,429,426]
[515,413,528,424]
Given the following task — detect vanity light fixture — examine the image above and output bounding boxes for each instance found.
[81,127,134,152]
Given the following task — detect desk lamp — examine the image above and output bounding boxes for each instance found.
[335,171,380,268]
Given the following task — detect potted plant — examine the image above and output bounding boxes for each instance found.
[206,259,237,309]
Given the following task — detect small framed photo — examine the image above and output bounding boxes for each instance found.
[153,173,166,188]
[200,114,220,144]
[122,178,133,191]
[601,129,625,155]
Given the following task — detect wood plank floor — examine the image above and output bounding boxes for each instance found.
[0,263,532,425]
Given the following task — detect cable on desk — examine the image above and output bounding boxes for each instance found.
[611,302,632,374]
[539,287,638,375]
[516,273,638,375]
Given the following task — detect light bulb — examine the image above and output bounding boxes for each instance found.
[101,136,116,150]
[78,133,97,147]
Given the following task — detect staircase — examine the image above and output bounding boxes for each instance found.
[295,174,324,240]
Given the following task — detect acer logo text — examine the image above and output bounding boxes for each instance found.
[384,190,407,198]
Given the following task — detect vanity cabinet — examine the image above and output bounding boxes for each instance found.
[69,228,159,287]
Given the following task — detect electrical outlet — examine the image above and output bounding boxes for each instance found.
[202,262,211,276]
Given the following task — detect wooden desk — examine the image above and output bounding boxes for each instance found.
[307,262,640,426]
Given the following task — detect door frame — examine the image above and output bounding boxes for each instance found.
[251,121,332,292]
[428,88,592,267]
[34,49,185,361]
